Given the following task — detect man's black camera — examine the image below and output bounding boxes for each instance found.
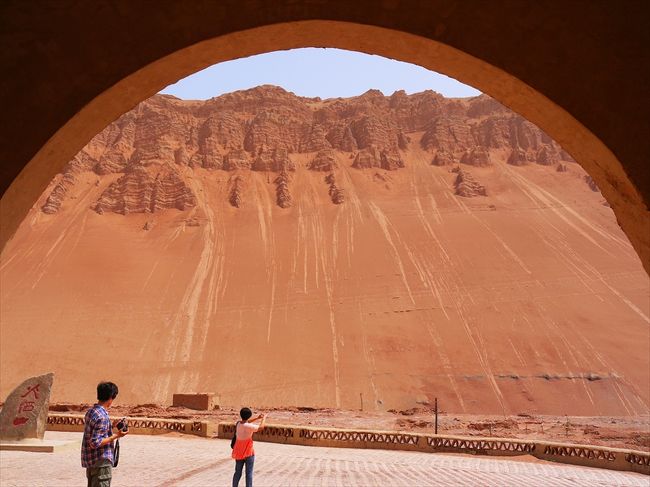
[116,418,128,433]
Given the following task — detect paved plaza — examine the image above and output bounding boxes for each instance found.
[0,432,647,486]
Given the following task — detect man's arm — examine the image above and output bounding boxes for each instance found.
[90,415,127,449]
[258,414,267,431]
[96,429,127,447]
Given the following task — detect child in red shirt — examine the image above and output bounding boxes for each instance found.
[232,407,266,487]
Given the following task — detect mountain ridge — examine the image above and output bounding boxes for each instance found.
[41,85,575,216]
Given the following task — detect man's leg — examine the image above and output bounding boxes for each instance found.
[87,464,112,487]
[244,455,255,487]
[232,459,245,487]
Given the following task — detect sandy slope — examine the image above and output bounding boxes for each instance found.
[1,137,648,415]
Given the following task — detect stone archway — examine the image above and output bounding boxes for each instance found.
[1,3,648,272]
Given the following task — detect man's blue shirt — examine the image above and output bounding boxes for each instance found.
[81,404,114,468]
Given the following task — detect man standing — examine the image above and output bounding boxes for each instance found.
[81,382,128,487]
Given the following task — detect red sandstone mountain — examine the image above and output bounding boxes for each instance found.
[1,86,648,416]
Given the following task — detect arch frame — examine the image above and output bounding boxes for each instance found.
[0,17,648,271]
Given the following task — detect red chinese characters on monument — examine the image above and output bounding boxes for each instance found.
[21,384,40,399]
[12,383,41,427]
[0,373,53,440]
[12,417,28,426]
[18,401,35,413]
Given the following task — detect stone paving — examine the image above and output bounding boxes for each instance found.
[0,432,647,486]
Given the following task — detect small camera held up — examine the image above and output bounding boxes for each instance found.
[116,418,129,433]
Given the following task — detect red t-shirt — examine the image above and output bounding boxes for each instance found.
[232,422,259,460]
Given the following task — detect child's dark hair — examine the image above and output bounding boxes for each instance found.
[240,407,252,420]
[97,382,119,402]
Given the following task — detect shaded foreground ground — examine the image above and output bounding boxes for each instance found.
[49,403,650,452]
[1,431,647,487]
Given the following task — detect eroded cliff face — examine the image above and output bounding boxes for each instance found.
[38,86,577,216]
[1,86,648,416]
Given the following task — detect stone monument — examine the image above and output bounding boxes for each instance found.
[0,372,53,440]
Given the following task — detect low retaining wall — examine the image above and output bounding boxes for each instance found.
[46,413,215,437]
[218,422,649,475]
[45,414,648,475]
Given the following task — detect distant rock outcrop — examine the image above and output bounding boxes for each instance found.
[536,146,558,166]
[325,124,357,152]
[585,175,600,192]
[352,146,404,171]
[308,150,338,172]
[42,86,575,215]
[41,171,76,214]
[324,173,345,204]
[453,167,487,197]
[432,150,455,166]
[421,117,474,152]
[93,165,196,214]
[397,131,411,150]
[461,147,491,167]
[229,176,243,208]
[41,153,96,214]
[252,147,295,173]
[274,170,293,208]
[224,149,252,170]
[352,147,380,169]
[507,148,533,166]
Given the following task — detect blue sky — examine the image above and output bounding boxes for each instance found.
[160,48,480,100]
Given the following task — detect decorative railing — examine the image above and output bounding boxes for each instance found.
[46,413,213,437]
[254,425,294,438]
[45,413,648,475]
[542,444,616,462]
[47,414,85,426]
[218,422,649,475]
[299,428,419,446]
[222,423,294,440]
[130,418,186,432]
[189,421,207,434]
[428,436,534,454]
[626,452,650,468]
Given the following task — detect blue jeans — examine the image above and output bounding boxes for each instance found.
[232,455,254,487]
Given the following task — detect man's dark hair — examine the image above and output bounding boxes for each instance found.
[97,382,119,402]
[240,407,252,420]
